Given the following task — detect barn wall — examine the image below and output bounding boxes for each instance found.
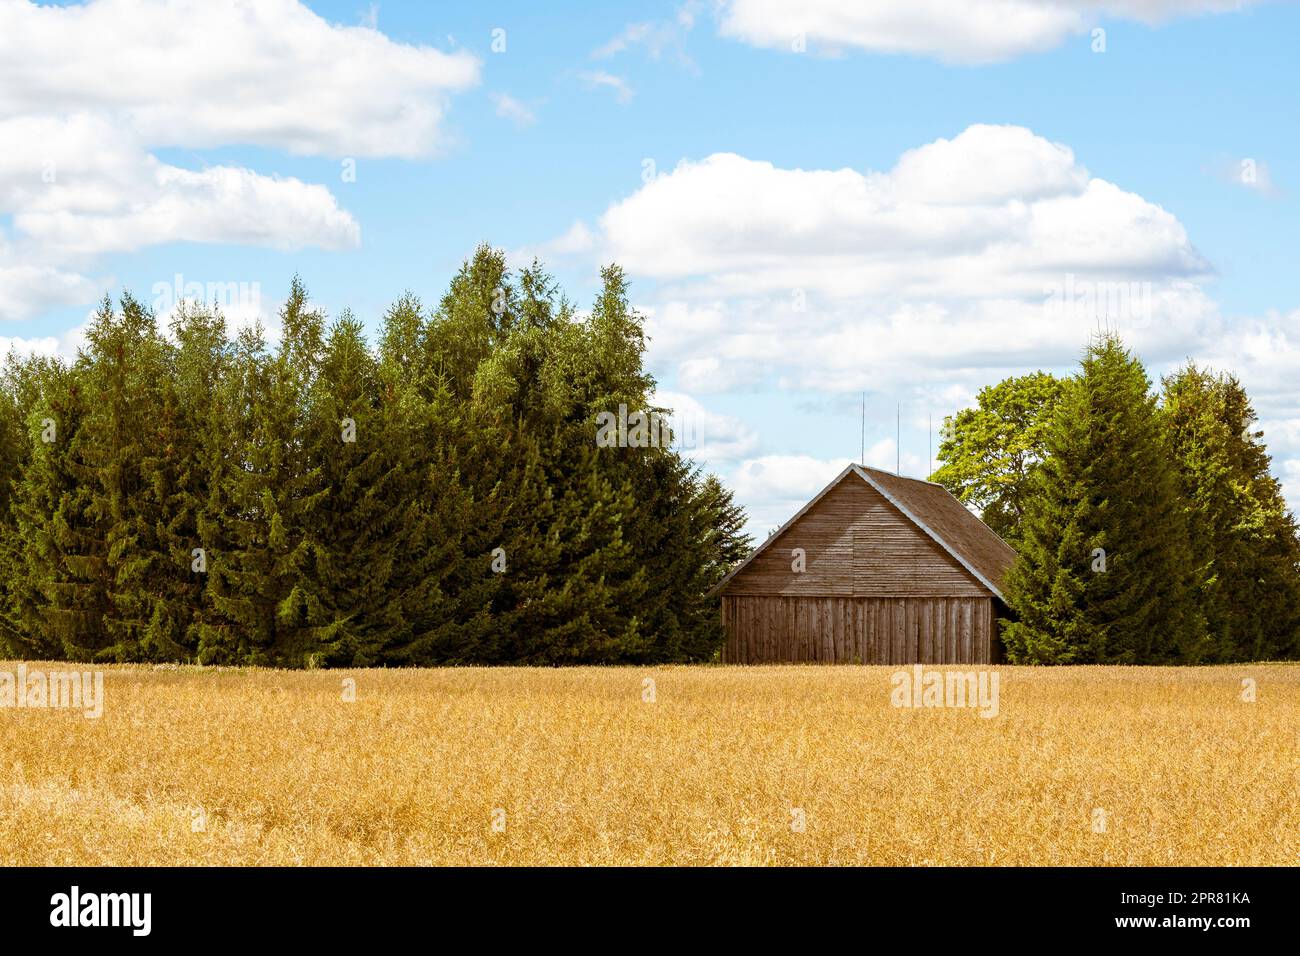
[721,595,996,665]
[723,477,987,598]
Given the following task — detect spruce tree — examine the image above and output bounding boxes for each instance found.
[171,303,233,657]
[1162,364,1300,661]
[0,251,754,667]
[81,293,193,660]
[0,354,82,659]
[23,336,112,661]
[1003,334,1205,663]
[203,279,328,665]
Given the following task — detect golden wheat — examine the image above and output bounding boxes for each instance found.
[0,662,1295,865]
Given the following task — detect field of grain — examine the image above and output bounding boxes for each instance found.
[0,662,1295,865]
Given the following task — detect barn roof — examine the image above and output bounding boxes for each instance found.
[715,464,1018,600]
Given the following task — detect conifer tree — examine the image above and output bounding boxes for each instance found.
[171,303,233,657]
[371,293,496,664]
[0,251,754,667]
[1162,364,1300,661]
[24,325,113,661]
[0,354,81,659]
[203,279,328,665]
[81,293,195,660]
[1003,334,1205,663]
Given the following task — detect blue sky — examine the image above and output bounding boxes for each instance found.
[2,0,1298,540]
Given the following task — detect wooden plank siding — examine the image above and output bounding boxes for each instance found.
[720,595,996,665]
[718,466,1011,665]
[723,477,988,599]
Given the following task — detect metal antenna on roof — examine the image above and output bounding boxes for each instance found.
[860,392,865,466]
[896,403,900,475]
[928,413,932,481]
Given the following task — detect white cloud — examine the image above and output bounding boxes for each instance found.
[507,221,596,271]
[592,4,700,67]
[0,313,92,361]
[594,22,665,59]
[717,0,1265,64]
[0,115,360,320]
[578,71,636,104]
[0,333,61,360]
[563,125,1215,395]
[0,261,107,324]
[725,449,923,540]
[2,116,360,258]
[650,389,761,463]
[730,454,850,500]
[728,454,854,537]
[545,122,1300,514]
[675,354,761,394]
[0,0,480,158]
[491,93,538,127]
[0,0,472,322]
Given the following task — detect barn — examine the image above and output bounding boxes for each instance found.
[717,464,1017,664]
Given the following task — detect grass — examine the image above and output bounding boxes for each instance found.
[0,662,1295,865]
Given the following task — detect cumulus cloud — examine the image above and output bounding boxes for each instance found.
[0,260,107,324]
[561,124,1215,395]
[2,117,360,259]
[0,0,480,158]
[0,115,360,320]
[716,0,1265,64]
[650,389,761,463]
[544,121,1300,518]
[1181,307,1300,507]
[0,0,474,322]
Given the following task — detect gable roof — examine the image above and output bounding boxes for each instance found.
[715,464,1018,600]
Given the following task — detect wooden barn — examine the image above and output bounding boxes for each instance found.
[717,464,1016,664]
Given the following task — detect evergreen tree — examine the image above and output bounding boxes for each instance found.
[0,251,753,667]
[171,303,234,657]
[82,293,197,660]
[19,326,112,661]
[1003,334,1205,663]
[0,354,83,659]
[202,279,328,665]
[1162,364,1300,661]
[372,293,496,664]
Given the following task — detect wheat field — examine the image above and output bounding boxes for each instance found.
[0,662,1295,866]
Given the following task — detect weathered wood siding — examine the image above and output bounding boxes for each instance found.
[723,476,987,598]
[720,595,996,664]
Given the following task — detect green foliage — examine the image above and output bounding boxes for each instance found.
[0,248,751,666]
[1161,364,1300,661]
[932,371,1065,549]
[1002,335,1207,663]
[936,335,1300,664]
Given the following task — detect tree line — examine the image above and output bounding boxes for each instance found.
[0,245,750,666]
[933,333,1300,663]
